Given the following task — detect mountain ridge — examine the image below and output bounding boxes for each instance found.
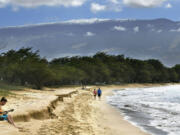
[0,18,180,67]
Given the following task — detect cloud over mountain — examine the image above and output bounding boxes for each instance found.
[113,26,126,31]
[85,32,96,37]
[133,26,139,32]
[123,0,167,8]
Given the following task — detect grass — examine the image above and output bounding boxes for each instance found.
[0,81,25,96]
[0,90,12,97]
[47,84,82,89]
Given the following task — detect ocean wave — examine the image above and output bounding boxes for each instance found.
[107,85,180,135]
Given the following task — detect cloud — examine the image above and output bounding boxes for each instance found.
[109,0,119,4]
[157,29,162,33]
[0,0,87,8]
[102,48,115,53]
[108,3,122,12]
[147,24,154,28]
[165,3,172,8]
[90,2,121,13]
[169,36,180,49]
[123,0,167,8]
[170,28,180,32]
[72,43,87,49]
[113,26,126,31]
[89,0,170,13]
[90,3,106,13]
[65,18,110,24]
[133,26,139,32]
[0,18,111,29]
[92,1,122,13]
[85,32,95,37]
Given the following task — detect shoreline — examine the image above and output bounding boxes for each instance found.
[0,83,177,135]
[96,84,152,135]
[97,83,178,135]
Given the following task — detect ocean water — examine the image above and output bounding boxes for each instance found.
[107,85,180,135]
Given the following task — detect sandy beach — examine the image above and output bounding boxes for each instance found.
[0,84,172,135]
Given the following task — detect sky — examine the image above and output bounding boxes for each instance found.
[0,0,179,27]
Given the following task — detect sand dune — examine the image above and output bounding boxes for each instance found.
[17,91,103,135]
[0,88,80,135]
[1,87,105,135]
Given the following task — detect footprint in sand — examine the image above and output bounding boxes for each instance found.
[18,126,30,134]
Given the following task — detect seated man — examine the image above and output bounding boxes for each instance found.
[0,97,17,128]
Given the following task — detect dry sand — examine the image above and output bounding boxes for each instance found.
[0,84,173,135]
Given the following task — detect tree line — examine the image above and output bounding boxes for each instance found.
[0,48,180,89]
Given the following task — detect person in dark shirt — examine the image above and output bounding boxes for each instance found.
[97,88,102,100]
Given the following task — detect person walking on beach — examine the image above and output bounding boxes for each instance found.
[0,97,17,128]
[97,88,102,100]
[93,89,97,99]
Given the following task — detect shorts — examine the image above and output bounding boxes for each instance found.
[0,114,8,121]
[98,94,101,97]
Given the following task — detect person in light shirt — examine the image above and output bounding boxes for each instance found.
[0,97,17,128]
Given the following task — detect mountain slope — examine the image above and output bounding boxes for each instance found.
[0,18,180,66]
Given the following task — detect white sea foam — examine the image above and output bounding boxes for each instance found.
[107,85,180,135]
